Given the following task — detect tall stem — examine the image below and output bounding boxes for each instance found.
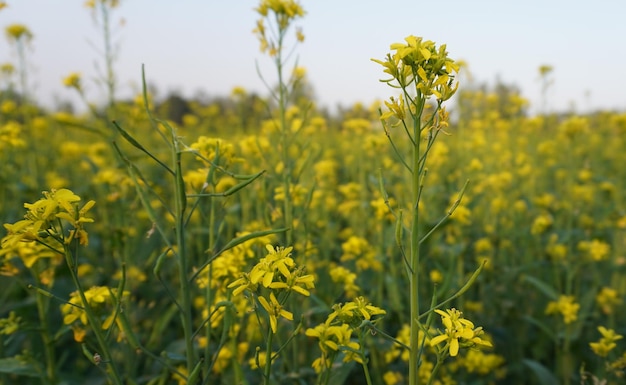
[408,109,422,385]
[100,1,116,114]
[172,143,197,376]
[275,23,293,246]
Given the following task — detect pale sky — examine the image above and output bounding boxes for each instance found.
[1,0,625,114]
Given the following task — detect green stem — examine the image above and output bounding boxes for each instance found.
[275,23,294,247]
[204,196,216,378]
[99,1,116,114]
[34,288,56,385]
[63,245,123,385]
[408,94,423,385]
[263,326,274,385]
[357,332,375,385]
[426,355,445,385]
[172,143,197,376]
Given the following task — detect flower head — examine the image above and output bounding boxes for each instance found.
[1,189,96,250]
[372,35,459,102]
[5,24,33,42]
[63,72,83,91]
[253,0,305,56]
[545,295,580,324]
[590,326,623,357]
[430,308,492,357]
[257,292,293,334]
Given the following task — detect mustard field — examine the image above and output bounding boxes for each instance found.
[1,1,625,385]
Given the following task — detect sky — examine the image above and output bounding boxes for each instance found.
[1,0,625,115]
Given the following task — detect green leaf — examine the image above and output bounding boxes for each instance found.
[522,315,557,343]
[0,357,38,377]
[522,275,559,300]
[328,360,356,385]
[112,120,174,175]
[522,359,558,385]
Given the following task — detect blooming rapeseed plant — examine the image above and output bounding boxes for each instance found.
[430,308,492,357]
[596,287,621,315]
[5,24,33,42]
[0,311,21,335]
[545,295,580,324]
[253,0,304,56]
[257,292,293,333]
[62,72,82,91]
[1,189,95,250]
[578,239,611,261]
[228,244,313,384]
[590,326,623,357]
[61,286,128,330]
[306,296,385,382]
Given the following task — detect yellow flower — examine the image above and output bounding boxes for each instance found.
[329,264,360,298]
[85,0,119,9]
[5,24,32,41]
[1,189,95,250]
[268,267,315,296]
[372,35,459,101]
[254,0,305,54]
[249,245,295,287]
[577,239,610,261]
[539,64,553,76]
[61,286,128,328]
[531,213,553,235]
[62,72,82,90]
[545,295,580,324]
[305,322,363,368]
[340,236,381,271]
[257,292,293,334]
[255,0,305,19]
[227,272,255,296]
[380,95,406,122]
[590,326,623,357]
[383,371,404,385]
[306,322,345,352]
[430,308,492,357]
[327,296,386,326]
[171,365,188,385]
[0,311,21,335]
[596,287,621,315]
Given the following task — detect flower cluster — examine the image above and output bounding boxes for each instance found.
[305,297,385,373]
[372,35,459,104]
[253,0,305,57]
[5,24,33,42]
[228,245,314,333]
[1,189,96,250]
[60,286,129,342]
[545,295,580,324]
[589,326,623,357]
[430,308,492,357]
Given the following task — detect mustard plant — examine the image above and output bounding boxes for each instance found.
[112,69,279,384]
[538,65,554,115]
[1,188,125,385]
[305,296,386,385]
[253,0,306,246]
[228,244,314,384]
[85,0,123,116]
[373,36,488,384]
